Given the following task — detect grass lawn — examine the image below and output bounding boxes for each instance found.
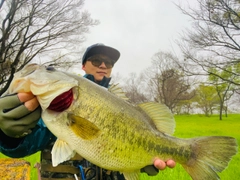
[140,114,240,180]
[1,114,239,180]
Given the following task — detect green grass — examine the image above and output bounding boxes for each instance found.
[140,114,240,180]
[1,114,240,180]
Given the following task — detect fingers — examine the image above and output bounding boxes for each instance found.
[18,107,41,126]
[141,159,176,176]
[24,97,39,111]
[166,159,176,168]
[3,104,34,119]
[3,106,40,125]
[1,92,38,112]
[0,92,41,138]
[2,107,41,138]
[18,92,39,111]
[4,93,39,118]
[1,94,22,109]
[153,159,167,170]
[153,159,176,170]
[18,92,35,102]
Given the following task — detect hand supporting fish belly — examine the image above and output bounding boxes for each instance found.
[7,64,238,180]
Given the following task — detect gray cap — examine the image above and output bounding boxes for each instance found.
[82,43,120,65]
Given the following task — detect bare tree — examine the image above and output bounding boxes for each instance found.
[0,0,99,95]
[122,73,148,105]
[176,0,240,85]
[143,51,195,113]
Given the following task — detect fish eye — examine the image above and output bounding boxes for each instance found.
[46,66,56,71]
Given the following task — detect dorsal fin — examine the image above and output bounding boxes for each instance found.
[108,83,129,101]
[138,102,175,135]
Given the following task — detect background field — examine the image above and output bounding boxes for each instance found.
[1,114,239,180]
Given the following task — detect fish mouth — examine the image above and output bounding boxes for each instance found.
[47,88,73,112]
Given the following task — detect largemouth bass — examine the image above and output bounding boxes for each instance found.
[7,64,238,180]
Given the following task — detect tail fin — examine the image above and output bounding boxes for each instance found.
[182,136,238,180]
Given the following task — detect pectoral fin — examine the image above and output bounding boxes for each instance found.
[67,113,101,140]
[52,138,76,167]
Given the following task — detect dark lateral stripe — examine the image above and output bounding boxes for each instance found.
[146,140,191,160]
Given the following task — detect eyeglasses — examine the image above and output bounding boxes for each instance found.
[87,58,114,69]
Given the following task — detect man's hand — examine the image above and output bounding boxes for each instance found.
[0,92,41,138]
[154,159,176,170]
[141,159,176,176]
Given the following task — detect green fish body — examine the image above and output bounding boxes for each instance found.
[7,64,238,180]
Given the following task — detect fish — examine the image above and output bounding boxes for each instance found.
[6,64,238,180]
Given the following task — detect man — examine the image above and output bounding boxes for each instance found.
[0,43,175,179]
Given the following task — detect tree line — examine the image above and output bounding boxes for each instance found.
[119,50,240,120]
[118,0,240,120]
[1,0,240,120]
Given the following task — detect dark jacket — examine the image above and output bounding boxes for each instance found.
[0,119,56,157]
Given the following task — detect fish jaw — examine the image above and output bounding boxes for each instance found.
[7,64,79,110]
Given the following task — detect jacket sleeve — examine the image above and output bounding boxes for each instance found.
[0,118,56,158]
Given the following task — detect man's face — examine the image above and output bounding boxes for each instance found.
[82,54,113,82]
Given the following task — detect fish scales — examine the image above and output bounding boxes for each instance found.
[6,64,238,180]
[69,82,168,168]
[73,77,189,168]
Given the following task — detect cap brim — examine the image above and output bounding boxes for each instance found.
[85,45,120,64]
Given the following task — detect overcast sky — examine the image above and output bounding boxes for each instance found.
[75,0,197,77]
